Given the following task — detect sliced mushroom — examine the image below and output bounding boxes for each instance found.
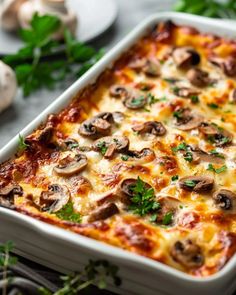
[93,135,129,158]
[127,148,156,163]
[39,184,70,212]
[187,68,210,87]
[172,87,200,98]
[199,122,233,147]
[88,202,119,222]
[156,196,181,224]
[143,58,161,77]
[112,111,124,124]
[109,85,130,98]
[54,154,88,176]
[123,91,146,109]
[132,121,166,136]
[209,56,236,77]
[118,178,152,205]
[213,189,236,211]
[179,176,214,193]
[25,125,54,146]
[79,112,114,138]
[172,47,200,69]
[171,239,204,268]
[190,145,224,164]
[0,183,23,208]
[174,108,203,131]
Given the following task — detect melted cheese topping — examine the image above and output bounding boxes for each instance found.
[1,22,236,277]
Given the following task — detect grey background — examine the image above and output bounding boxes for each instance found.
[0,0,174,149]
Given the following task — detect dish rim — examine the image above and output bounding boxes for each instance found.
[1,11,236,284]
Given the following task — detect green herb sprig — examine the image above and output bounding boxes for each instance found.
[18,134,29,152]
[4,14,103,97]
[174,0,236,19]
[129,177,160,216]
[55,202,81,223]
[207,163,227,174]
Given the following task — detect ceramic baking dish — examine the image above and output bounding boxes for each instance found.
[0,12,236,295]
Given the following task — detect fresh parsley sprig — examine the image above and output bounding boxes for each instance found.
[129,177,160,217]
[55,201,81,223]
[3,13,103,97]
[18,134,29,151]
[174,0,236,19]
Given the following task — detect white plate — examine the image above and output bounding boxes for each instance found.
[0,0,118,54]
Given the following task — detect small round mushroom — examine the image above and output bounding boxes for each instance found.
[172,47,200,69]
[209,56,236,77]
[79,112,114,138]
[213,189,236,211]
[132,121,166,136]
[172,87,200,98]
[127,148,156,163]
[0,61,17,113]
[118,178,152,205]
[199,122,233,147]
[174,108,203,131]
[123,91,146,109]
[0,183,23,208]
[54,154,88,176]
[39,184,70,212]
[179,176,214,193]
[109,85,130,99]
[190,145,224,164]
[143,58,161,77]
[93,135,129,158]
[187,68,210,87]
[88,202,119,222]
[0,0,26,31]
[171,239,204,268]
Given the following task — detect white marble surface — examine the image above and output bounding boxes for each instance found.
[0,0,174,148]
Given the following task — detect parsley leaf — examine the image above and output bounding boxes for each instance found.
[207,103,219,109]
[3,13,103,97]
[171,142,188,153]
[55,201,81,223]
[18,134,29,151]
[184,180,196,187]
[121,155,129,161]
[190,95,199,104]
[162,212,173,225]
[207,164,227,174]
[96,141,108,156]
[129,177,160,217]
[171,175,179,181]
[183,151,193,162]
[209,149,225,159]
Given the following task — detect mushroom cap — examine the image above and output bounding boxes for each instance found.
[171,239,204,268]
[109,85,130,99]
[173,87,200,98]
[0,183,23,208]
[174,108,203,131]
[187,68,210,88]
[127,148,156,163]
[132,121,166,136]
[209,56,236,77]
[123,90,146,109]
[1,0,26,31]
[172,47,200,69]
[213,189,236,211]
[190,145,224,164]
[39,184,70,212]
[88,202,119,222]
[0,61,17,113]
[54,154,88,176]
[179,176,214,193]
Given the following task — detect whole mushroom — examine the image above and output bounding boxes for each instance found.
[0,61,17,113]
[0,0,26,31]
[18,0,78,40]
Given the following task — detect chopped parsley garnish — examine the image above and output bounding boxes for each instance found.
[97,141,108,156]
[209,149,225,159]
[173,110,183,119]
[18,134,29,151]
[184,180,196,187]
[207,103,219,109]
[121,155,129,161]
[171,175,179,181]
[163,77,179,83]
[190,95,199,104]
[70,143,79,149]
[183,151,193,162]
[55,201,81,223]
[149,213,158,222]
[207,164,227,174]
[171,86,180,95]
[130,96,146,106]
[162,212,173,225]
[129,177,160,216]
[172,142,188,153]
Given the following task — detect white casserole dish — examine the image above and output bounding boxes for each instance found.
[0,12,236,295]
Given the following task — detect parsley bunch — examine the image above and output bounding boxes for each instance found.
[3,13,103,97]
[129,177,160,216]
